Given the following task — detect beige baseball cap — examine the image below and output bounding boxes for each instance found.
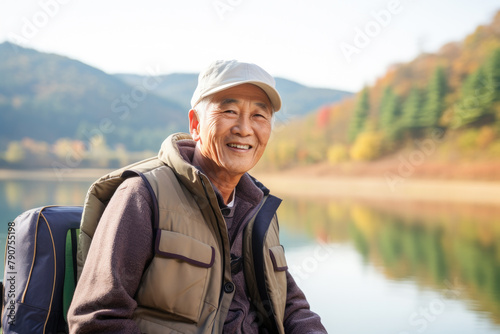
[191,60,282,112]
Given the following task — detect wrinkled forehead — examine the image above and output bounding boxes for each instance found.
[209,84,273,112]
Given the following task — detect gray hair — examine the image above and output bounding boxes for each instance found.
[193,96,212,121]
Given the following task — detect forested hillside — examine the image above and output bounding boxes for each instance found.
[0,43,350,169]
[0,42,187,152]
[259,11,500,176]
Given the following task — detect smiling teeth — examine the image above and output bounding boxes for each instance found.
[228,144,250,149]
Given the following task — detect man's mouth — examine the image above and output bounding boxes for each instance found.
[227,143,251,150]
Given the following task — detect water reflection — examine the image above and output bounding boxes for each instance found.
[2,179,500,332]
[0,179,92,273]
[1,179,91,214]
[278,198,500,326]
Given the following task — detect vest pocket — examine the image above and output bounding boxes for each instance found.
[156,230,215,268]
[136,230,215,324]
[269,245,288,271]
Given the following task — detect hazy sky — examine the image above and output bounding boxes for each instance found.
[1,0,499,92]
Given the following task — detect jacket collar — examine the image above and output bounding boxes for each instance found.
[157,133,272,198]
[157,133,206,196]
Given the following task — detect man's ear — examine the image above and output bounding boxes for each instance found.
[189,109,201,141]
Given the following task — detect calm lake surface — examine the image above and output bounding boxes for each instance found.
[1,177,500,333]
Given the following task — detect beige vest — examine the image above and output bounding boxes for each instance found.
[77,133,288,333]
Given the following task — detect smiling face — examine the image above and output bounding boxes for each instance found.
[189,83,273,180]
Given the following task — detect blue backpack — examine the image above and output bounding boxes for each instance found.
[1,162,160,334]
[1,206,82,334]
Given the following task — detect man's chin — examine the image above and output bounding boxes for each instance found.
[221,163,254,177]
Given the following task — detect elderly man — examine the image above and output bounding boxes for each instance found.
[68,60,327,333]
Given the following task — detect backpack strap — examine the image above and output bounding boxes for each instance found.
[249,195,282,333]
[63,228,80,322]
[77,157,164,279]
[122,170,160,254]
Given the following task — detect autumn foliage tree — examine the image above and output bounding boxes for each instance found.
[253,11,500,168]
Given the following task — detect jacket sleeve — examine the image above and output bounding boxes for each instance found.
[68,177,154,334]
[283,270,328,333]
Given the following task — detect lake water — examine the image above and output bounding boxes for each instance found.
[1,177,500,333]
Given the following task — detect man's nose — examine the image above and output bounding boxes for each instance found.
[232,114,253,136]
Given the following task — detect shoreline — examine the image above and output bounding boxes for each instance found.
[0,168,113,182]
[1,168,499,205]
[253,173,500,206]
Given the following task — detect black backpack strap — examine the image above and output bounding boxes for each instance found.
[251,195,282,333]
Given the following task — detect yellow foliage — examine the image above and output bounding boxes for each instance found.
[349,131,384,161]
[327,202,347,222]
[5,141,25,163]
[350,205,378,239]
[53,138,87,163]
[457,129,479,151]
[327,144,348,164]
[21,138,50,155]
[115,144,130,166]
[53,138,75,158]
[476,126,496,149]
[4,181,23,208]
[276,141,296,166]
[488,140,500,158]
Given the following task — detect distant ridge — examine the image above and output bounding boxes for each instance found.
[114,74,352,117]
[0,42,352,152]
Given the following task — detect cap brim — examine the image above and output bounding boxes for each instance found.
[193,80,282,112]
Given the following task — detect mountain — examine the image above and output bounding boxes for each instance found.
[0,42,186,151]
[275,78,352,118]
[0,42,352,154]
[115,73,199,112]
[114,74,352,118]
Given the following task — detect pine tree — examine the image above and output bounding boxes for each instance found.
[486,48,500,123]
[454,67,492,127]
[402,88,425,132]
[421,67,448,128]
[348,87,370,142]
[454,48,500,127]
[379,87,401,140]
[484,48,500,103]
